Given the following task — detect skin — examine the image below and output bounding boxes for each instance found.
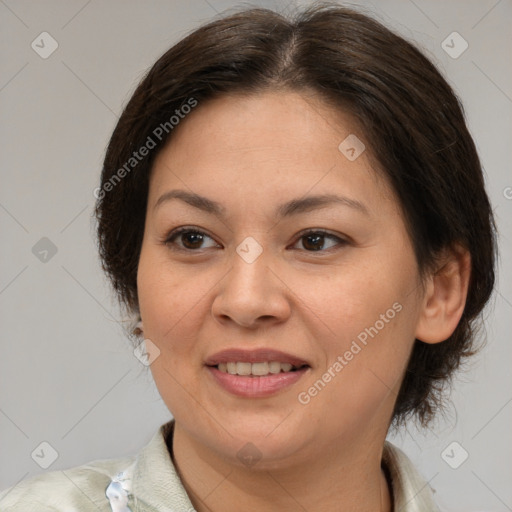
[137,90,470,511]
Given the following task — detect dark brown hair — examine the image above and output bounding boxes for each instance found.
[95,3,496,426]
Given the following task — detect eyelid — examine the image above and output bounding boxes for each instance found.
[293,228,347,240]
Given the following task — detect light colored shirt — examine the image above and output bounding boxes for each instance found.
[0,420,439,511]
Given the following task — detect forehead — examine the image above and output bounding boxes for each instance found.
[158,91,357,161]
[149,91,396,215]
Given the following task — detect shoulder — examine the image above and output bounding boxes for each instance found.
[383,441,440,512]
[0,454,135,511]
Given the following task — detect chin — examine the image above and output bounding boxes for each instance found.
[212,411,313,465]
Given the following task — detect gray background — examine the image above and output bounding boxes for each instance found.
[0,0,511,510]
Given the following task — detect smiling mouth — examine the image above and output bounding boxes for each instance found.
[209,361,309,377]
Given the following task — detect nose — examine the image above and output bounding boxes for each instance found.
[211,249,291,330]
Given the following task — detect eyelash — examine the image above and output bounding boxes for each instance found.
[163,226,349,253]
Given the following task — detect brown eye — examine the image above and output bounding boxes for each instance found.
[180,231,205,249]
[302,233,325,251]
[166,228,219,251]
[293,231,346,252]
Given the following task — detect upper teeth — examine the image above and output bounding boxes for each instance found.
[217,361,295,376]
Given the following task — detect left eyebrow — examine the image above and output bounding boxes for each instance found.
[276,194,369,218]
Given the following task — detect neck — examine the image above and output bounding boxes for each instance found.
[170,423,392,512]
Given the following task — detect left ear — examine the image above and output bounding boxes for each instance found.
[415,244,471,344]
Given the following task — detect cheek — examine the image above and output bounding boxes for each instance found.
[296,306,415,440]
[292,253,420,420]
[137,250,211,418]
[137,247,219,361]
[296,254,415,346]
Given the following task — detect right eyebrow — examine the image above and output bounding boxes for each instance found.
[153,190,226,218]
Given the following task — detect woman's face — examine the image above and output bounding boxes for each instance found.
[137,91,426,467]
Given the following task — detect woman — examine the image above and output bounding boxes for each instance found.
[0,3,496,511]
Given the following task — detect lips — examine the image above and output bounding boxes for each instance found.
[204,348,309,367]
[205,348,311,398]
